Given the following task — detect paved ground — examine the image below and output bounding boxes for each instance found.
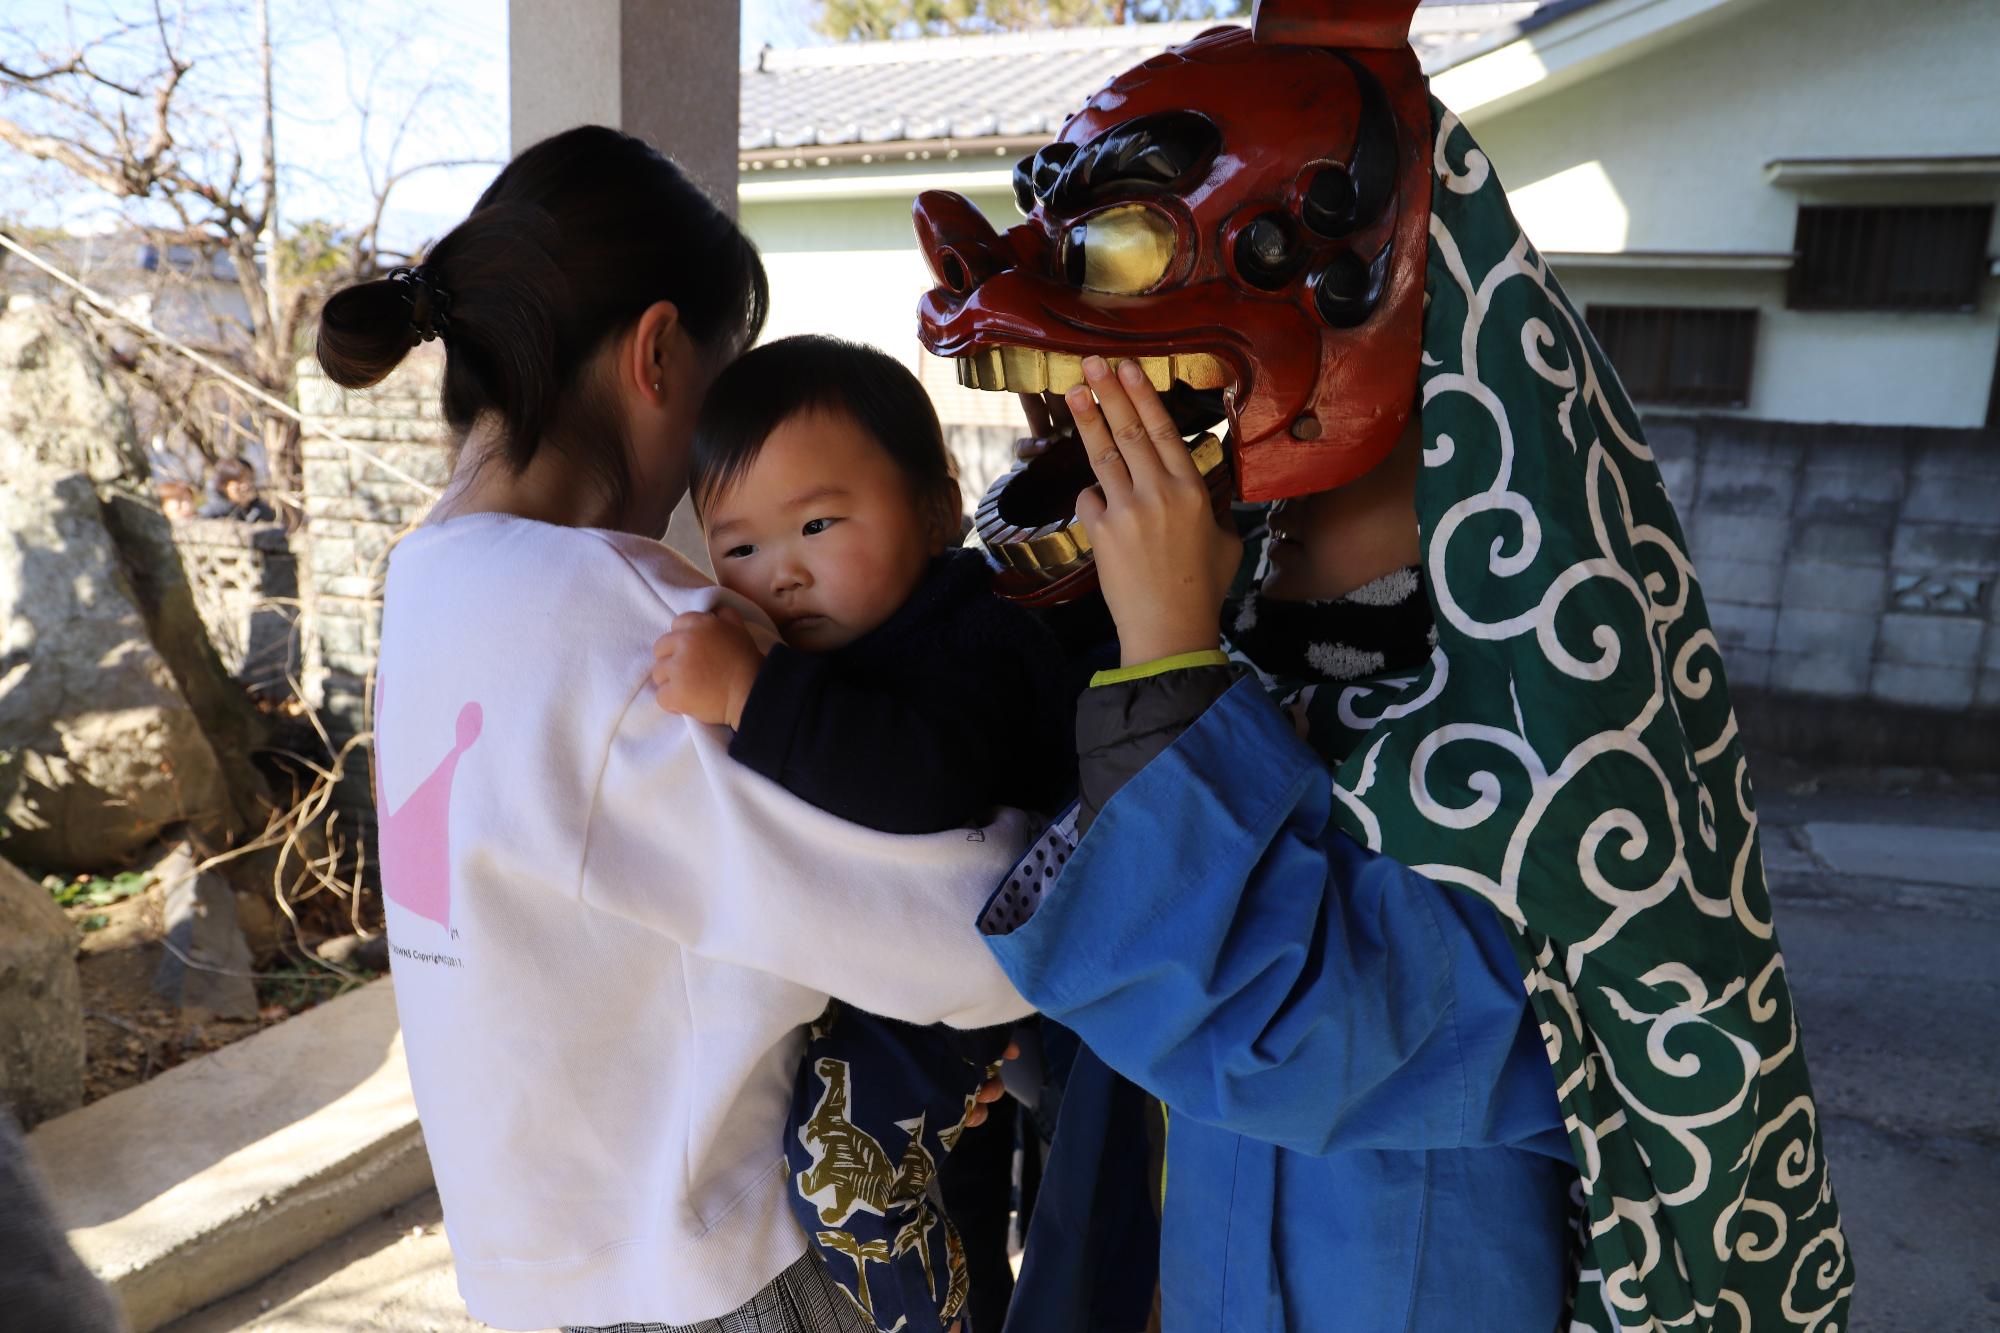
[160,1192,519,1333]
[162,757,2000,1333]
[1752,758,2000,1333]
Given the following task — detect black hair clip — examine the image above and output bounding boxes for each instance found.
[388,265,452,344]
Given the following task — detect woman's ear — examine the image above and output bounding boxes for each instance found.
[627,300,684,404]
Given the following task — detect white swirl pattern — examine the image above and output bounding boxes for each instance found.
[1297,103,1854,1330]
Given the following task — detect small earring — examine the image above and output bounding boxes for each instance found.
[652,380,662,393]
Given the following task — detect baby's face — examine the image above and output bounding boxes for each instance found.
[703,408,940,652]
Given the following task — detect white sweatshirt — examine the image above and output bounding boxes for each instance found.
[373,513,1035,1331]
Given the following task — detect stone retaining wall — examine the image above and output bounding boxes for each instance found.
[1653,417,2000,720]
[294,352,448,820]
[286,375,2000,799]
[171,517,300,694]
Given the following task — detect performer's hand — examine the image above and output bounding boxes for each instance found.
[962,1040,1019,1129]
[650,606,762,728]
[1067,357,1239,667]
[1013,390,1075,462]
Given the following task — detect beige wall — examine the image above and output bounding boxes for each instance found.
[742,162,1026,437]
[1461,0,2000,427]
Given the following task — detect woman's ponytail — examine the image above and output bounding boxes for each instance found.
[316,277,426,390]
[313,125,768,510]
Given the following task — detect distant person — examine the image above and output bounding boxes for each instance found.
[156,479,197,521]
[199,458,275,522]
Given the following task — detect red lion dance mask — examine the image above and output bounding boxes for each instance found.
[914,1,1431,604]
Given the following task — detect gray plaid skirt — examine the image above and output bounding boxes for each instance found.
[563,1249,875,1333]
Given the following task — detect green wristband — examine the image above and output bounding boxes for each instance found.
[1089,648,1232,688]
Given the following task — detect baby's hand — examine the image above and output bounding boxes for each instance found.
[650,605,763,729]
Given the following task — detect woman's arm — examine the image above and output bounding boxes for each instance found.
[577,682,1037,1030]
[988,674,1548,1157]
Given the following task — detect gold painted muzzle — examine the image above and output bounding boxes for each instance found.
[955,347,1230,395]
[974,431,1228,595]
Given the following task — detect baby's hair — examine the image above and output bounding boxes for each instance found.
[315,125,769,521]
[692,335,958,539]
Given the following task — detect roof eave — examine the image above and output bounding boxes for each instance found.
[1430,0,1764,119]
[740,133,1047,169]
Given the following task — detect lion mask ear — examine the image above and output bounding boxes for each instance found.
[1250,0,1421,49]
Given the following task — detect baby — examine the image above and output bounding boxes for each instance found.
[651,334,1075,1331]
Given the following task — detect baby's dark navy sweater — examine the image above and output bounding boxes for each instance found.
[728,547,1077,834]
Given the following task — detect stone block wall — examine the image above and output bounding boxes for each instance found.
[171,517,300,694]
[294,351,449,819]
[1654,416,2000,763]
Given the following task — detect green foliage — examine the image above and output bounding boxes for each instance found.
[43,870,153,910]
[276,219,360,284]
[812,0,1247,41]
[255,967,367,1013]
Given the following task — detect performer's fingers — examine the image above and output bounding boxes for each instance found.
[1020,391,1054,440]
[1116,358,1199,482]
[1047,390,1076,434]
[1016,393,1056,462]
[1065,383,1131,498]
[672,610,712,633]
[1082,356,1167,488]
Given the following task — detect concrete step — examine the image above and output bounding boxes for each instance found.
[27,979,433,1333]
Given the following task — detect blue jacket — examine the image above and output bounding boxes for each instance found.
[987,679,1575,1331]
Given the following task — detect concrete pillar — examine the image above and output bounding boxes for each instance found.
[507,0,741,567]
[509,0,740,212]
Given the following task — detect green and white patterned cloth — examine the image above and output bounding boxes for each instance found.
[1285,103,1855,1332]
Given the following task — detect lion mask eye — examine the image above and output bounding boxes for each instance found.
[1062,204,1177,295]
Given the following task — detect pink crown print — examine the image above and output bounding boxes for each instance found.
[377,692,483,931]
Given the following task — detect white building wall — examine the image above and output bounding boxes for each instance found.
[743,166,1035,496]
[739,0,2000,435]
[1459,0,2000,427]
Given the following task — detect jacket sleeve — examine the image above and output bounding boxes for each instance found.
[729,647,1002,834]
[984,675,1547,1156]
[580,682,1037,1030]
[1075,663,1237,834]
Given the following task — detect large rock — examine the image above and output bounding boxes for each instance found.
[151,841,257,1021]
[0,303,266,870]
[0,468,233,869]
[0,857,84,1129]
[0,296,145,483]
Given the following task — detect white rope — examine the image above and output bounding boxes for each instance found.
[0,230,441,497]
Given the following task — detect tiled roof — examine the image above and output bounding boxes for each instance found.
[739,3,1550,153]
